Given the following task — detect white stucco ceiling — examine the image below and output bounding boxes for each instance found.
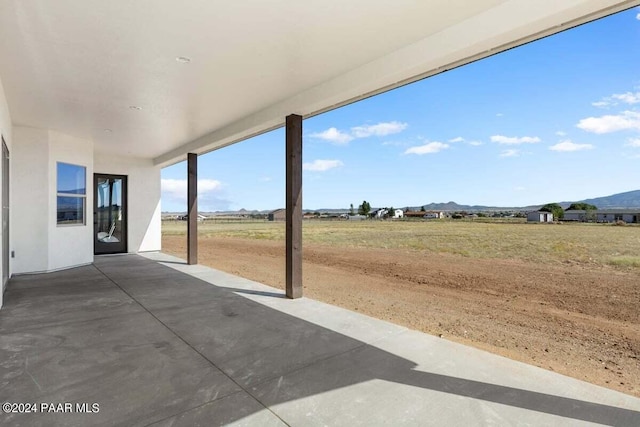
[0,0,637,165]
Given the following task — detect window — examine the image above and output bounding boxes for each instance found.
[57,162,86,225]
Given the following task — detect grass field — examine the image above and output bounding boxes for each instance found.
[162,219,640,269]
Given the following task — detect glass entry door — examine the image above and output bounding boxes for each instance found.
[94,174,127,254]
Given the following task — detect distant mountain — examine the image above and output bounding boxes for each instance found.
[577,190,640,209]
[161,190,640,215]
[406,190,640,212]
[405,201,518,212]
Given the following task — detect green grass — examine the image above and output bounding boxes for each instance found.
[162,219,640,268]
[608,256,640,268]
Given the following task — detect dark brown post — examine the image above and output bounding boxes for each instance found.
[187,153,198,265]
[286,114,303,299]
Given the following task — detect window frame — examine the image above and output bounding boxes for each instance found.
[56,162,87,226]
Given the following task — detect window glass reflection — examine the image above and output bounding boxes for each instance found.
[56,162,86,225]
[96,178,123,243]
[57,163,86,194]
[56,196,84,224]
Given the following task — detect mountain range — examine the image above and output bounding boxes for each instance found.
[576,189,640,209]
[164,189,640,215]
[345,189,640,212]
[405,190,640,212]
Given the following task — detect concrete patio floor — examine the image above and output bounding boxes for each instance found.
[1,253,639,426]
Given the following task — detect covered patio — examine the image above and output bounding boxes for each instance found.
[2,0,640,305]
[2,2,640,424]
[2,254,639,426]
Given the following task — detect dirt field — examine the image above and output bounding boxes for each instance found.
[162,220,640,397]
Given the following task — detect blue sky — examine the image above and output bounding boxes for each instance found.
[161,8,640,212]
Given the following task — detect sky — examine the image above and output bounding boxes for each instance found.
[161,8,640,212]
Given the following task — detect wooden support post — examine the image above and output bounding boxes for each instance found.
[286,114,303,299]
[187,153,198,265]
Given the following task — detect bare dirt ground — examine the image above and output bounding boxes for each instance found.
[163,235,640,397]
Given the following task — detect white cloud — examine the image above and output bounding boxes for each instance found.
[549,140,594,152]
[351,121,407,138]
[514,186,526,191]
[592,91,640,108]
[381,140,408,147]
[303,159,344,172]
[161,178,231,210]
[310,121,407,144]
[404,142,449,155]
[499,149,520,157]
[626,137,640,148]
[555,131,567,136]
[161,179,187,203]
[162,178,223,200]
[612,92,640,104]
[309,127,354,144]
[259,176,272,182]
[491,135,541,145]
[496,113,504,117]
[197,179,224,193]
[637,12,640,20]
[448,136,482,146]
[577,110,640,134]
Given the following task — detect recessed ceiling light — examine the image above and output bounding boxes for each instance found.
[176,56,191,64]
[129,105,142,110]
[103,128,112,133]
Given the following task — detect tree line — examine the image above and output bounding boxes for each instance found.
[539,202,597,220]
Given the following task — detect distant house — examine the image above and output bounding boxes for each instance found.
[563,210,588,221]
[347,214,367,221]
[370,208,404,219]
[403,211,425,218]
[596,210,640,223]
[423,211,444,219]
[527,211,553,222]
[405,210,443,219]
[372,209,388,219]
[177,214,208,221]
[268,208,286,221]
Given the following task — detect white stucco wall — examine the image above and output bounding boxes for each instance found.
[10,131,160,277]
[0,79,11,146]
[94,153,161,253]
[11,127,50,275]
[12,127,94,274]
[0,76,12,307]
[48,131,94,271]
[2,103,159,310]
